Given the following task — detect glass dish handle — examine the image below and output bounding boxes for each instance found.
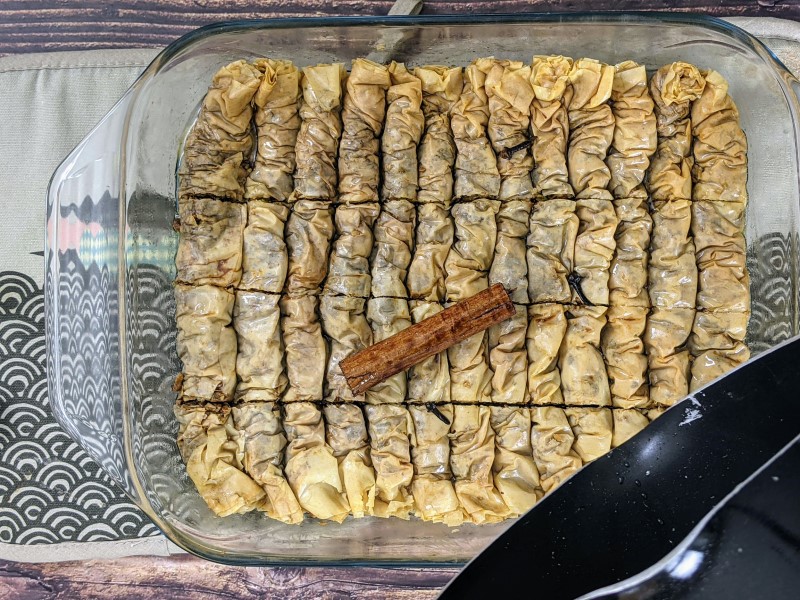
[46,91,139,499]
[786,76,800,236]
[790,75,800,159]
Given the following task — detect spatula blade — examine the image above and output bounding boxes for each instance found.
[439,336,800,600]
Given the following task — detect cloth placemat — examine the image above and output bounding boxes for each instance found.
[1,17,798,563]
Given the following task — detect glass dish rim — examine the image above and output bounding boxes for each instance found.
[45,11,800,567]
[145,11,797,79]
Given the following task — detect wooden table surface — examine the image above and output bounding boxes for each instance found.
[0,0,798,53]
[1,1,797,598]
[1,556,459,598]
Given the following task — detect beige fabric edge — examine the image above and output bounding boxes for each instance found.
[0,48,160,73]
[727,17,800,76]
[0,537,182,563]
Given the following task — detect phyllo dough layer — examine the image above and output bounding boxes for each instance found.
[284,402,349,521]
[233,291,286,402]
[246,59,302,202]
[567,58,615,200]
[646,62,705,201]
[293,63,345,200]
[175,284,237,402]
[232,402,303,524]
[606,61,657,199]
[179,60,262,201]
[176,402,266,517]
[530,56,573,198]
[338,59,391,205]
[176,197,245,288]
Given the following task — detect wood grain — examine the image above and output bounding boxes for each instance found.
[0,0,797,53]
[0,556,459,599]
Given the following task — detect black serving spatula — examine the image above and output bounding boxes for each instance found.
[439,335,800,600]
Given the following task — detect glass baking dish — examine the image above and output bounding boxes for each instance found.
[45,13,800,566]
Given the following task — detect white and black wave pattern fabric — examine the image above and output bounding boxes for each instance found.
[748,231,798,354]
[1,268,159,545]
[55,252,127,485]
[126,262,183,515]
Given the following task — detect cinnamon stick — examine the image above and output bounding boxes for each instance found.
[340,284,515,395]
